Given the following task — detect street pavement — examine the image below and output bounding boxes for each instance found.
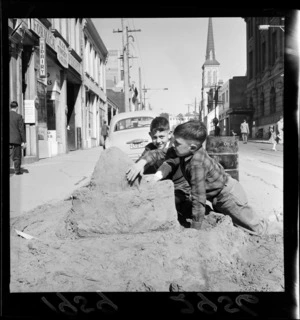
[10,146,104,218]
[9,139,282,219]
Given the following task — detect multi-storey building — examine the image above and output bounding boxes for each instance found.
[82,19,108,149]
[244,17,284,139]
[8,18,108,163]
[218,76,249,136]
[105,49,125,116]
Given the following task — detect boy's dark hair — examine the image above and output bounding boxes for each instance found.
[10,101,18,109]
[150,116,169,133]
[173,120,207,144]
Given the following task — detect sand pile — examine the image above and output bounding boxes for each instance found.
[63,147,179,236]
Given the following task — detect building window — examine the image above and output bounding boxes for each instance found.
[84,37,89,74]
[226,90,229,103]
[249,97,254,109]
[270,87,276,114]
[248,19,253,39]
[271,30,278,65]
[213,70,217,85]
[262,41,266,72]
[260,92,264,116]
[61,19,67,40]
[249,51,253,79]
[70,19,75,51]
[207,70,212,85]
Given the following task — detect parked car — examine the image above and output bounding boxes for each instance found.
[105,110,159,161]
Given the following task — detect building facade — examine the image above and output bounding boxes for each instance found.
[105,49,126,118]
[244,17,284,139]
[218,76,250,136]
[8,18,108,163]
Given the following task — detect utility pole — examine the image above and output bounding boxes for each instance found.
[113,19,141,112]
[139,67,142,111]
[185,103,192,114]
[142,86,168,111]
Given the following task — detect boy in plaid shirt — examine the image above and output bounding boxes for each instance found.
[151,120,267,235]
[126,117,192,226]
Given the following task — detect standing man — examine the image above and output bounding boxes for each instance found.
[100,121,109,149]
[240,119,249,144]
[10,101,26,175]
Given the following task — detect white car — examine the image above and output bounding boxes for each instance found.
[105,110,159,161]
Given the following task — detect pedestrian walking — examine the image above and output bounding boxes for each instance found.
[214,125,220,136]
[240,119,249,144]
[100,121,109,149]
[268,126,278,151]
[9,101,26,175]
[276,115,284,144]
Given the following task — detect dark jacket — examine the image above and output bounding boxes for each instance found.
[10,110,26,145]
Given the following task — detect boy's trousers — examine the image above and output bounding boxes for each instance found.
[212,175,263,232]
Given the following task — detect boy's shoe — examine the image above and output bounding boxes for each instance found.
[236,219,268,237]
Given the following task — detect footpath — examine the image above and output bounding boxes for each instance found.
[10,146,104,218]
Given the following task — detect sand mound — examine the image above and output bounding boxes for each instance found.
[64,147,179,236]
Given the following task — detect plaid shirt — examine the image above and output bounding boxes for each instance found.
[158,146,229,220]
[140,143,190,194]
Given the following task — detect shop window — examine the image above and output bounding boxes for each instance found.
[37,81,48,140]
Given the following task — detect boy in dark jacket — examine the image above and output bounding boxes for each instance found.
[126,117,192,226]
[151,120,268,235]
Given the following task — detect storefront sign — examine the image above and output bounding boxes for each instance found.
[29,19,56,51]
[68,53,81,75]
[56,38,68,68]
[24,100,36,123]
[39,37,47,78]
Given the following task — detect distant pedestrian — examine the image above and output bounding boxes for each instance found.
[100,121,109,149]
[276,115,284,144]
[268,126,278,151]
[240,119,249,144]
[214,125,220,136]
[10,101,26,175]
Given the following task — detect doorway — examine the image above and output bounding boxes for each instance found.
[67,82,79,151]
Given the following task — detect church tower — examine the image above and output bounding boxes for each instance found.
[201,18,221,124]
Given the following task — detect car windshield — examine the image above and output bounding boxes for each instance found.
[114,117,154,131]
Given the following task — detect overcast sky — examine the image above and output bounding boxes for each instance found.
[92,17,247,115]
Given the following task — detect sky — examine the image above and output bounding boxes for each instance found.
[92,17,247,115]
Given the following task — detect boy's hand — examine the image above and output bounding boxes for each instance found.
[126,159,147,183]
[152,171,163,182]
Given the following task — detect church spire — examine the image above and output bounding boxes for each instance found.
[204,17,220,66]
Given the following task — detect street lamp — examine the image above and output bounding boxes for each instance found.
[258,25,285,32]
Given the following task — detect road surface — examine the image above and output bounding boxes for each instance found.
[238,141,283,229]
